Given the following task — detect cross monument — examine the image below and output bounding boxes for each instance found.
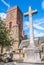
[24,7,41,62]
[24,6,37,47]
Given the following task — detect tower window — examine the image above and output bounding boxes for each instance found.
[9,22,12,28]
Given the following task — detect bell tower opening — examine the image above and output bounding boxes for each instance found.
[9,22,12,28]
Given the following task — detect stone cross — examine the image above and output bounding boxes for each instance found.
[24,6,37,47]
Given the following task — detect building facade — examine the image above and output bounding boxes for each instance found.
[6,6,25,51]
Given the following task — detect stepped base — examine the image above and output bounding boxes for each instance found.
[24,47,41,62]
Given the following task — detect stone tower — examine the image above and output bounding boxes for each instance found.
[6,6,24,50]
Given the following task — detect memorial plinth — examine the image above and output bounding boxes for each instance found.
[24,47,41,62]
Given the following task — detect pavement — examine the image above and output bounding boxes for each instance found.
[0,62,17,65]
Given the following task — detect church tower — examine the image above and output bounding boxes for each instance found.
[6,6,24,50]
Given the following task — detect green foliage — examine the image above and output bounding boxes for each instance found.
[0,19,13,53]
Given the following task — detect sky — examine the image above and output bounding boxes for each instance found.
[0,0,44,38]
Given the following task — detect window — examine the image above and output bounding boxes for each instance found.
[10,12,14,19]
[9,22,12,28]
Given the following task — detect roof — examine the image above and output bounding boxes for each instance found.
[19,39,29,49]
[7,6,22,14]
[19,37,44,49]
[19,39,39,49]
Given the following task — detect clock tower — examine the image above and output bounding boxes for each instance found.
[6,6,24,50]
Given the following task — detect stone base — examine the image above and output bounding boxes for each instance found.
[24,47,41,62]
[16,62,44,65]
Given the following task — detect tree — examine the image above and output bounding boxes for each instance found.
[0,19,13,53]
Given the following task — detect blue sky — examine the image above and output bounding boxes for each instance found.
[0,0,44,38]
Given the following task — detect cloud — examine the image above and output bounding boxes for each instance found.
[34,23,44,30]
[42,1,44,9]
[34,18,44,30]
[34,30,44,37]
[0,13,6,20]
[23,18,44,30]
[23,21,29,30]
[23,18,44,37]
[1,0,10,8]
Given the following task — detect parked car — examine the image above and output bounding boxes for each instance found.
[0,54,3,61]
[0,52,13,62]
[3,52,13,62]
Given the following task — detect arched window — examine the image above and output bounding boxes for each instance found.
[9,22,12,28]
